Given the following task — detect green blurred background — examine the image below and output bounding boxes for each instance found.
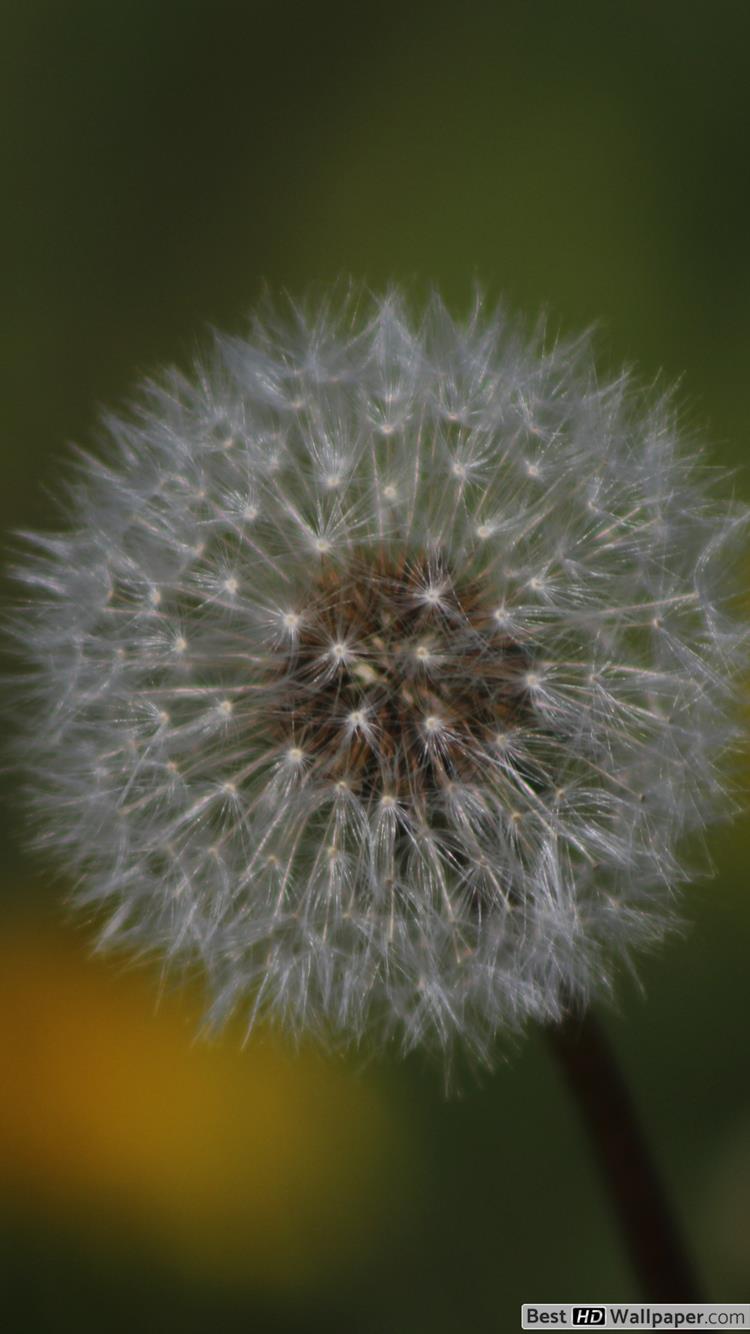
[2,2,749,1329]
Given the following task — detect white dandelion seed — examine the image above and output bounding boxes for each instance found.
[6,287,748,1071]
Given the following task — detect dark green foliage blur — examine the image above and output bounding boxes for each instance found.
[2,3,749,1329]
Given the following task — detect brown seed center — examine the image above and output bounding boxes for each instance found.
[272,550,531,807]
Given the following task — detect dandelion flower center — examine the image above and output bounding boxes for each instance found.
[271,551,532,809]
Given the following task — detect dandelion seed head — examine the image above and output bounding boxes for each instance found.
[7,286,748,1072]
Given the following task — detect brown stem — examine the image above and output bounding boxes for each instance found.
[546,1007,702,1301]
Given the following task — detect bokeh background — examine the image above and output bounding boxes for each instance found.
[2,2,750,1329]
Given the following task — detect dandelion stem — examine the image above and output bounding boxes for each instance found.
[547,1008,702,1301]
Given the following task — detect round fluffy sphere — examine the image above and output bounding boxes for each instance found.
[10,290,747,1066]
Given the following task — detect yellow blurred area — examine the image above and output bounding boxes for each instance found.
[0,914,403,1293]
